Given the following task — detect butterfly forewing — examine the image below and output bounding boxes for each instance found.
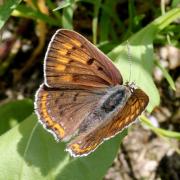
[45,29,122,89]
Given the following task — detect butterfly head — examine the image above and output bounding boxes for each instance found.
[124,81,137,93]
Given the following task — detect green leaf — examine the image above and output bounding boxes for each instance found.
[46,0,62,23]
[99,1,125,41]
[140,115,180,140]
[92,0,101,44]
[155,59,176,90]
[62,0,75,29]
[0,114,127,179]
[0,99,33,135]
[0,0,22,29]
[108,8,180,112]
[14,4,60,26]
[53,1,71,11]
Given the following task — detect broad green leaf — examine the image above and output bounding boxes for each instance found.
[0,99,33,135]
[0,0,22,30]
[108,8,180,112]
[0,114,127,180]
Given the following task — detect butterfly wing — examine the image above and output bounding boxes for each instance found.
[44,29,122,89]
[35,83,107,141]
[66,88,149,157]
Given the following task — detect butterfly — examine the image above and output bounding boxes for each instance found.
[34,29,149,157]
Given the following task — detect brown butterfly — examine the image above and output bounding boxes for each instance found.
[34,29,149,157]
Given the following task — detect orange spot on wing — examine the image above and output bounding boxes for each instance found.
[70,143,97,155]
[63,43,73,49]
[73,50,89,60]
[53,123,65,137]
[71,39,81,47]
[140,101,145,106]
[131,104,136,113]
[69,53,87,64]
[60,75,73,82]
[55,64,66,71]
[117,121,123,128]
[130,114,135,119]
[58,49,68,55]
[39,91,65,138]
[136,108,140,115]
[57,56,70,64]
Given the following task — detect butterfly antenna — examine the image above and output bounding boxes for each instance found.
[126,40,132,83]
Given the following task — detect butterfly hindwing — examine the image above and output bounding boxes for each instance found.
[35,83,107,141]
[66,88,149,157]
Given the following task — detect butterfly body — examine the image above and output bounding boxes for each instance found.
[78,85,131,132]
[35,29,149,157]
